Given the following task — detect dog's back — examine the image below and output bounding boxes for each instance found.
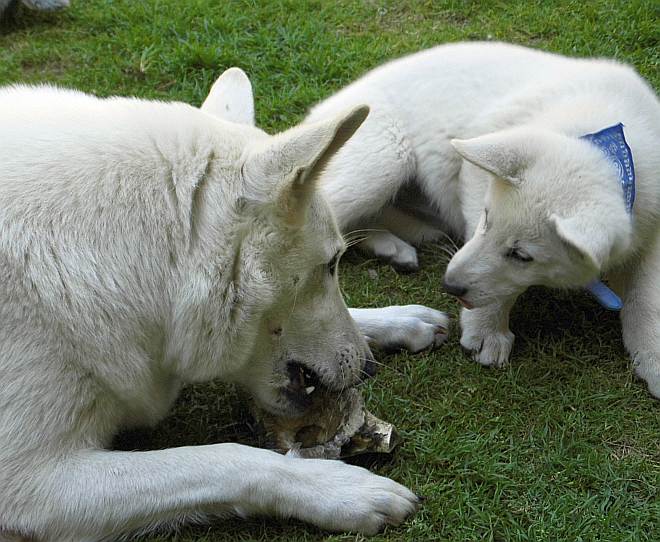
[308,42,660,239]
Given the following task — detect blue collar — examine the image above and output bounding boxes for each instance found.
[580,123,635,311]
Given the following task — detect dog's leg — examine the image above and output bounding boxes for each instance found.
[459,295,518,367]
[620,237,660,398]
[356,207,447,272]
[349,305,449,352]
[379,206,447,246]
[357,230,419,272]
[15,444,419,540]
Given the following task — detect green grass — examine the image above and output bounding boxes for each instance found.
[2,1,659,541]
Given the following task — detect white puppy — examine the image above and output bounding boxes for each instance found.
[305,42,660,397]
[0,74,452,541]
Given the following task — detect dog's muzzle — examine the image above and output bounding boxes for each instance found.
[442,278,474,309]
[283,361,322,410]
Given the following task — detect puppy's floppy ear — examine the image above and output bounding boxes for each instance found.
[451,128,546,185]
[247,105,369,227]
[550,213,602,271]
[550,212,632,272]
[201,67,255,126]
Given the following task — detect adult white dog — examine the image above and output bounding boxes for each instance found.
[303,42,660,398]
[0,74,450,541]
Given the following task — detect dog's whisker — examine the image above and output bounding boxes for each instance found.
[355,355,408,379]
[344,228,390,239]
[432,230,460,253]
[425,242,457,258]
[345,236,368,248]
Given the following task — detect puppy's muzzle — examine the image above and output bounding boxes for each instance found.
[442,278,468,298]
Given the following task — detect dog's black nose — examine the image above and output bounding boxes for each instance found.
[362,348,378,379]
[442,278,467,298]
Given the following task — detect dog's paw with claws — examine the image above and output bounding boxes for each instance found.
[286,459,421,535]
[632,351,660,399]
[460,329,514,368]
[350,305,449,353]
[358,231,419,272]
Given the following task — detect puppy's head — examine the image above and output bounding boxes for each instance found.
[444,127,633,309]
[199,69,373,417]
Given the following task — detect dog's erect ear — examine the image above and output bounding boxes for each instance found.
[275,105,369,227]
[550,213,609,272]
[248,105,369,227]
[201,67,255,126]
[451,129,545,185]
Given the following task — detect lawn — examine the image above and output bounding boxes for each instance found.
[1,1,659,541]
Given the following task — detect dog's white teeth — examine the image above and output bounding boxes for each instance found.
[305,386,315,395]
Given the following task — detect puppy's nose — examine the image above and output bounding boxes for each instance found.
[362,348,378,380]
[442,278,468,298]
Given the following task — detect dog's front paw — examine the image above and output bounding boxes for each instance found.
[460,306,515,368]
[632,352,660,399]
[289,459,420,534]
[460,329,514,367]
[359,231,419,272]
[351,305,449,353]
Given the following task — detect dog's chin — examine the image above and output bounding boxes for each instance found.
[257,396,307,418]
[462,290,523,309]
[457,297,475,310]
[457,295,487,310]
[253,389,312,419]
[253,363,323,418]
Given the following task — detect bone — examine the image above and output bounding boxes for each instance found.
[252,388,399,459]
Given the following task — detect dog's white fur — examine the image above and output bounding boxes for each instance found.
[304,42,660,397]
[0,72,452,540]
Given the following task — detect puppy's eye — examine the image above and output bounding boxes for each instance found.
[326,251,341,274]
[505,247,534,263]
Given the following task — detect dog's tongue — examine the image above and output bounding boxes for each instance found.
[586,280,623,311]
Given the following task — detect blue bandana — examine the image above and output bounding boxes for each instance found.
[580,123,635,311]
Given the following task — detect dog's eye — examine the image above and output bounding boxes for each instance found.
[505,246,534,263]
[326,251,341,275]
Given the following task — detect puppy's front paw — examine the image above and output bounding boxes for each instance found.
[460,329,514,368]
[359,231,419,272]
[291,459,421,534]
[632,352,660,399]
[459,306,515,368]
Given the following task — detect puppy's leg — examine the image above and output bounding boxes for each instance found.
[350,305,449,352]
[358,229,419,272]
[14,445,419,540]
[620,238,660,398]
[357,207,447,272]
[459,295,518,367]
[379,206,447,246]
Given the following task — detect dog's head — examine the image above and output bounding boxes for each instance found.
[443,127,633,308]
[191,68,374,417]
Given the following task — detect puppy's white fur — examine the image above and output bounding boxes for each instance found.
[0,77,437,541]
[304,42,660,397]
